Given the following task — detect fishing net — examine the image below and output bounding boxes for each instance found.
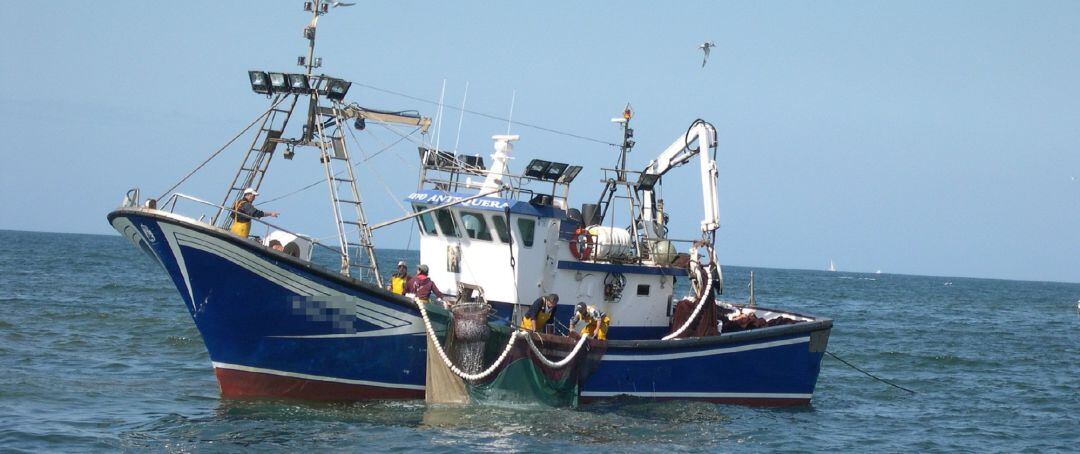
[466,329,606,407]
[446,302,491,375]
[424,301,606,407]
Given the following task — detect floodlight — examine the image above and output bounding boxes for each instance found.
[524,159,552,179]
[248,71,270,94]
[636,173,661,191]
[287,73,309,93]
[544,162,569,181]
[461,155,486,170]
[558,165,583,184]
[268,73,289,93]
[326,78,351,101]
[304,2,313,12]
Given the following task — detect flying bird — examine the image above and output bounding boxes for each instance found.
[331,1,355,7]
[698,41,716,68]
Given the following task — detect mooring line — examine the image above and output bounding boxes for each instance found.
[826,351,916,394]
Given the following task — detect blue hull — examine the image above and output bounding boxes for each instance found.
[109,208,831,405]
[585,330,828,405]
[109,209,429,399]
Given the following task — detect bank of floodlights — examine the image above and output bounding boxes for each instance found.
[247,70,352,101]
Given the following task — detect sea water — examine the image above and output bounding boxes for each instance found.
[0,229,1076,452]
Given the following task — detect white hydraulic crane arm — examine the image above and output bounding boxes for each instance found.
[640,120,719,237]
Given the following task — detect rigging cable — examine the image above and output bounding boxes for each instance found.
[825,351,916,394]
[157,96,288,200]
[353,81,619,148]
[344,124,412,215]
[258,125,420,205]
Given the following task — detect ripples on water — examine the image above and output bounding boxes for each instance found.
[0,230,1076,452]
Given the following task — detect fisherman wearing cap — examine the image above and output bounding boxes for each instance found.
[387,260,410,295]
[570,302,611,340]
[405,264,443,303]
[521,294,559,333]
[229,188,279,238]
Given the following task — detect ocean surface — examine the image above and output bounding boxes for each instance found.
[0,229,1076,452]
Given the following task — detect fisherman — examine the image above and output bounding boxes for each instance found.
[229,188,279,238]
[387,261,410,295]
[521,294,559,333]
[268,239,285,251]
[570,302,610,340]
[405,264,444,303]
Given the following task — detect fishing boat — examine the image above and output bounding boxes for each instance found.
[108,1,831,406]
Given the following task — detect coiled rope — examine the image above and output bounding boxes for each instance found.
[415,299,589,381]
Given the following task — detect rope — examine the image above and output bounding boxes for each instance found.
[414,299,589,381]
[416,298,519,381]
[521,331,590,368]
[662,259,716,340]
[157,96,287,200]
[353,82,619,147]
[825,351,916,394]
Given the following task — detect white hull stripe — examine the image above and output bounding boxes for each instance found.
[602,336,810,362]
[212,361,425,390]
[156,221,422,334]
[174,231,327,296]
[580,391,812,399]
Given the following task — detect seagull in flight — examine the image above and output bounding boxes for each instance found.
[331,1,355,7]
[699,41,716,68]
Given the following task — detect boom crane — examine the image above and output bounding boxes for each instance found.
[638,119,719,241]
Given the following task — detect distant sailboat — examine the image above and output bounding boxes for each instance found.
[827,260,837,272]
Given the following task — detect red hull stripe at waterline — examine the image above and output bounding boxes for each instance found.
[213,363,424,401]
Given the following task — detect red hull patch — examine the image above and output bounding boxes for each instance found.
[215,367,424,401]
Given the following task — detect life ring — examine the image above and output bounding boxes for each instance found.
[569,228,595,261]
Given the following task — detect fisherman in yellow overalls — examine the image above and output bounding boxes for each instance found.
[570,302,610,340]
[387,261,410,295]
[521,294,559,332]
[229,188,279,238]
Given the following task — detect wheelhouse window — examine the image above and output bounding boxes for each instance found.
[491,214,510,244]
[435,209,459,237]
[414,206,437,236]
[460,212,492,241]
[517,218,536,247]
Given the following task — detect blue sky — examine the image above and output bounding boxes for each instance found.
[1,1,1077,283]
